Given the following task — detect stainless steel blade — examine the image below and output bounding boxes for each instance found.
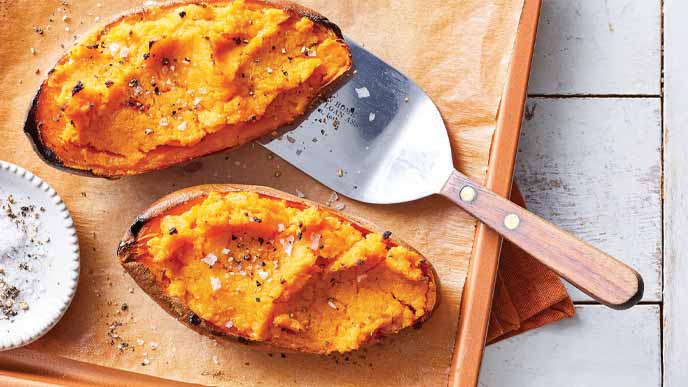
[260,38,453,204]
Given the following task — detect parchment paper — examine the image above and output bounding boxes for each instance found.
[0,0,524,385]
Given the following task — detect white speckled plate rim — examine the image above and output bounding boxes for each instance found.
[0,160,80,351]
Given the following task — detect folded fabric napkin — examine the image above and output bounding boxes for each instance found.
[486,185,575,344]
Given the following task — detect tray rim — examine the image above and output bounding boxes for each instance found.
[447,0,543,385]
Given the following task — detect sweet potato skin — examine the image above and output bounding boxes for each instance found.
[24,0,352,178]
[117,184,439,353]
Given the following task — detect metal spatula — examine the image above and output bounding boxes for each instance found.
[261,39,643,309]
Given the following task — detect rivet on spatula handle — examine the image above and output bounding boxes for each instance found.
[441,169,644,309]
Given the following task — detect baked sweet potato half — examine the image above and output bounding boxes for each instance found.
[117,185,439,354]
[25,0,352,178]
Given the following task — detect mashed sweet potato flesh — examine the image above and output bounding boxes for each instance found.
[136,192,435,353]
[35,0,351,176]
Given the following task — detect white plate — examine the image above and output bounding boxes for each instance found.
[0,161,79,351]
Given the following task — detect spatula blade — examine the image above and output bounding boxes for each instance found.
[260,39,453,204]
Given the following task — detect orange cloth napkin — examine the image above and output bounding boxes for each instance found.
[486,184,575,344]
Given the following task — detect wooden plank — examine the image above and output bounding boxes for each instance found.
[528,0,661,95]
[514,97,662,302]
[479,305,661,387]
[663,0,688,385]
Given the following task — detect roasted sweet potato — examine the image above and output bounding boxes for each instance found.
[117,185,438,354]
[25,0,351,177]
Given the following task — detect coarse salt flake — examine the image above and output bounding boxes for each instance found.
[258,270,269,280]
[280,235,294,256]
[355,87,370,98]
[177,121,187,131]
[119,46,130,58]
[210,276,221,291]
[109,43,120,56]
[201,253,217,266]
[310,233,321,251]
[225,320,234,329]
[222,248,230,255]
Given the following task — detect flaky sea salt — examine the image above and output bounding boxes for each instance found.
[355,87,370,98]
[109,43,120,56]
[310,233,321,251]
[201,253,218,266]
[210,277,221,291]
[280,235,294,256]
[0,193,51,322]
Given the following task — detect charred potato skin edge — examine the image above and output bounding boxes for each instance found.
[25,0,351,179]
[117,184,440,354]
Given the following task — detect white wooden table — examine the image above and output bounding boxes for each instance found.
[478,0,684,385]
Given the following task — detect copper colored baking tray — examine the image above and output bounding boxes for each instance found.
[0,0,541,385]
[449,0,542,385]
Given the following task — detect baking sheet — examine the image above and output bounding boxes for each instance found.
[0,0,524,385]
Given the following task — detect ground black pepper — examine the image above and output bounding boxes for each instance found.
[71,80,84,96]
[188,312,201,325]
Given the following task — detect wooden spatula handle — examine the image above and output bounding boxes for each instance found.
[441,169,643,309]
